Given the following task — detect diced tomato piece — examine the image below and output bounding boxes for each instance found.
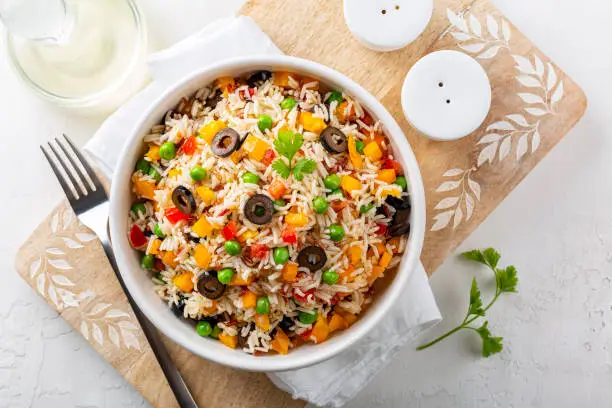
[218,208,229,216]
[268,180,287,199]
[330,294,340,305]
[180,136,197,155]
[221,220,238,240]
[154,259,165,271]
[261,149,276,166]
[129,225,147,248]
[293,287,315,303]
[251,244,269,259]
[248,88,255,98]
[382,156,403,175]
[165,207,191,224]
[282,227,298,244]
[361,111,376,127]
[299,329,313,340]
[376,224,387,235]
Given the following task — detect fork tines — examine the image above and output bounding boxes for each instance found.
[40,134,105,204]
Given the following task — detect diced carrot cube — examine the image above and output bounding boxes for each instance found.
[379,252,392,269]
[376,169,396,184]
[328,313,348,333]
[312,316,329,343]
[255,314,270,331]
[270,328,291,354]
[134,179,156,200]
[242,290,257,309]
[348,246,363,266]
[268,179,287,199]
[229,274,254,286]
[161,251,179,268]
[172,272,193,292]
[282,262,298,283]
[219,333,237,349]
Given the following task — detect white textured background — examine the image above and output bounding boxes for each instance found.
[1,0,610,407]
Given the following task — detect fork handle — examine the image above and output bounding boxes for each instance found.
[100,231,199,408]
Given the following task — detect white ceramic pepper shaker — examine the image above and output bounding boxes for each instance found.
[343,0,434,51]
[401,50,492,141]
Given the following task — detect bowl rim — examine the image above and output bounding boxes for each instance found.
[109,55,426,372]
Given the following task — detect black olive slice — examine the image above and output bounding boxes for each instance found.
[297,245,327,272]
[389,207,411,237]
[211,128,241,157]
[172,186,196,214]
[170,298,185,317]
[385,196,411,210]
[197,272,225,300]
[244,194,274,225]
[247,70,272,87]
[205,90,223,109]
[320,126,348,154]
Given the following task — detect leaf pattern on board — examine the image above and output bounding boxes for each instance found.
[446,9,511,59]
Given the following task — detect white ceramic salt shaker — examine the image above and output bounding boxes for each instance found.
[401,50,492,141]
[343,0,434,51]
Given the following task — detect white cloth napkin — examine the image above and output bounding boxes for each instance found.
[84,16,441,408]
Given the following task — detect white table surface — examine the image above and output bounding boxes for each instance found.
[1,0,610,406]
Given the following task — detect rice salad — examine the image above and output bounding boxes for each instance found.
[128,70,412,355]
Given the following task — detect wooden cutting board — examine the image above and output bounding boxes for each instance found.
[14,0,586,406]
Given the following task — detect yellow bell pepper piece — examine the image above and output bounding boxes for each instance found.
[285,212,308,227]
[363,141,383,161]
[340,175,362,194]
[238,230,258,243]
[299,111,327,134]
[376,169,396,184]
[348,135,363,169]
[270,328,291,355]
[282,262,298,283]
[241,134,269,161]
[196,186,216,205]
[145,145,160,162]
[312,316,330,343]
[380,185,402,198]
[348,246,362,266]
[241,290,257,309]
[191,216,213,238]
[273,71,298,87]
[134,179,156,200]
[255,314,270,331]
[229,274,254,286]
[368,265,386,284]
[173,272,194,292]
[168,168,182,179]
[161,251,179,268]
[219,333,237,349]
[328,313,348,333]
[193,244,211,269]
[148,239,162,255]
[198,120,226,144]
[379,251,392,269]
[216,76,235,97]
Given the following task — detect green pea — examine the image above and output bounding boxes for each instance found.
[196,321,212,337]
[258,114,273,132]
[280,97,297,110]
[273,199,286,207]
[394,176,407,191]
[360,203,375,214]
[242,172,260,184]
[273,247,290,265]
[154,223,166,238]
[322,270,339,285]
[224,240,241,256]
[323,174,341,190]
[217,268,235,284]
[135,158,151,173]
[256,296,270,315]
[327,90,344,105]
[329,188,344,197]
[210,324,222,339]
[312,197,328,214]
[355,140,365,154]
[148,167,162,182]
[141,254,155,270]
[298,310,318,325]
[190,166,207,181]
[131,202,146,216]
[329,224,345,242]
[159,142,177,161]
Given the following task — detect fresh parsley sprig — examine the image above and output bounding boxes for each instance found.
[271,130,316,181]
[417,248,518,357]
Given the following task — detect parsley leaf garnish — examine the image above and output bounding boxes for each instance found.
[417,248,518,358]
[271,130,316,180]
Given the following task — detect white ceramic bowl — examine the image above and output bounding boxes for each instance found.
[109,55,426,372]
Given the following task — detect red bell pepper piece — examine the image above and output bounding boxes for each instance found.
[251,244,269,259]
[375,224,387,236]
[281,227,297,244]
[382,156,403,175]
[261,149,276,166]
[299,329,313,341]
[221,220,238,240]
[293,287,315,303]
[129,225,147,248]
[180,136,197,155]
[165,207,191,224]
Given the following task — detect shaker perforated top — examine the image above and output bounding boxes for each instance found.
[401,50,492,141]
[343,0,433,51]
